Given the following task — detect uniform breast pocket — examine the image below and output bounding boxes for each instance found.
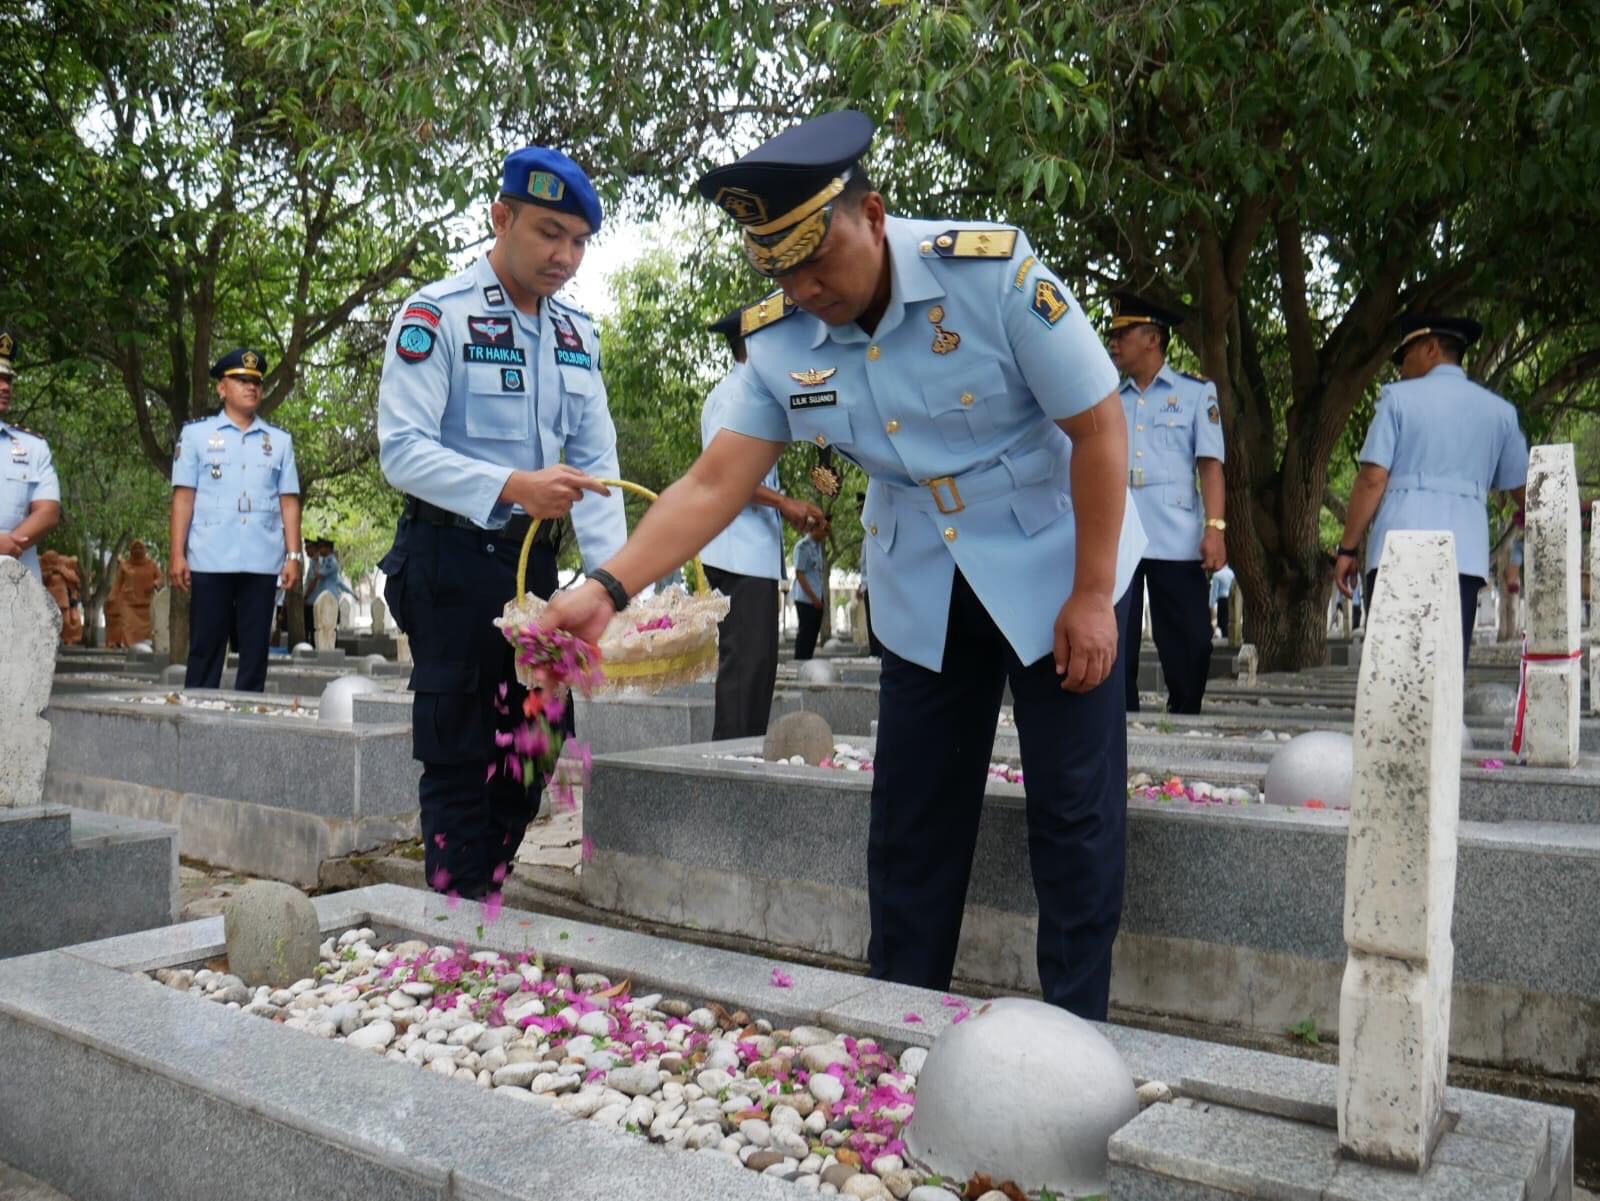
[923,360,1006,450]
[464,366,530,441]
[787,405,854,451]
[0,471,29,526]
[1152,413,1190,452]
[557,365,596,436]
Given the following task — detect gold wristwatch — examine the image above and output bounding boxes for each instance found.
[1205,518,1227,531]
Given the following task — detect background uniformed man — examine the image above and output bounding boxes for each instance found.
[1334,314,1528,665]
[538,111,1146,1020]
[791,515,828,660]
[700,309,824,738]
[377,146,624,902]
[170,347,302,690]
[1107,291,1226,714]
[0,331,63,582]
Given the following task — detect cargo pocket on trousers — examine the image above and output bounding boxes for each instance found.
[410,661,484,765]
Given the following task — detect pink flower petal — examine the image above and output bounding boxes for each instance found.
[902,1012,922,1024]
[770,968,794,989]
[430,867,451,891]
[580,835,595,863]
[482,891,504,924]
[433,833,447,849]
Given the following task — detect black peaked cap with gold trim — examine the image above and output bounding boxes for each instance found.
[698,110,875,279]
[210,347,268,381]
[1392,314,1482,365]
[0,329,17,378]
[1106,290,1183,332]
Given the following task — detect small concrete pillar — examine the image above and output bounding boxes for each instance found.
[1338,530,1462,1171]
[1520,444,1581,767]
[1232,643,1258,686]
[151,585,171,656]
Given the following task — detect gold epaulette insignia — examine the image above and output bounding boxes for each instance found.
[740,292,798,337]
[923,228,1020,260]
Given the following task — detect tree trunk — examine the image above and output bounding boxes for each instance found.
[285,580,306,646]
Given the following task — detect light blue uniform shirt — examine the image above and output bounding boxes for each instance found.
[1360,364,1528,579]
[308,553,352,604]
[1120,364,1224,561]
[793,536,824,606]
[700,365,784,580]
[0,420,60,580]
[1208,564,1235,606]
[172,412,299,574]
[717,217,1146,671]
[377,254,627,573]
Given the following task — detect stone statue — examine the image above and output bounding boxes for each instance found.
[313,591,338,651]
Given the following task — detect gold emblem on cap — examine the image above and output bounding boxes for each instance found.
[789,367,838,386]
[713,186,769,226]
[242,351,260,370]
[0,333,12,356]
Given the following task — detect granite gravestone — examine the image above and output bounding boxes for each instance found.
[313,592,338,652]
[0,557,62,805]
[1520,443,1581,767]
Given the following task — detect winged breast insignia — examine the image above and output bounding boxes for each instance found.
[789,367,838,387]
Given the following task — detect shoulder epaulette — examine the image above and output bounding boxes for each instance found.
[919,227,1020,261]
[549,295,593,322]
[1180,371,1213,385]
[740,292,798,337]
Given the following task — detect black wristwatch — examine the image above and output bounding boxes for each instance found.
[1336,545,1360,559]
[588,568,631,613]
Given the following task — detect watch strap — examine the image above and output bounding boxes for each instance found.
[588,568,631,613]
[1337,545,1360,558]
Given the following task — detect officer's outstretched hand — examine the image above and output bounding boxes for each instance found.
[169,555,192,593]
[502,466,612,520]
[538,578,615,647]
[1054,591,1118,693]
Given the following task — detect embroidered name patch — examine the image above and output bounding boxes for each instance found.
[555,348,593,369]
[403,300,443,327]
[463,344,526,366]
[482,284,506,306]
[396,325,436,364]
[1013,255,1037,290]
[789,390,838,410]
[468,316,515,347]
[1031,279,1070,328]
[551,313,593,370]
[502,368,525,392]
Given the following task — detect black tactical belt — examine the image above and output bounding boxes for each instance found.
[403,495,559,548]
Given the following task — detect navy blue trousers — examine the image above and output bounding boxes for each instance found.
[381,517,559,900]
[1121,558,1213,714]
[868,571,1130,1020]
[186,572,277,692]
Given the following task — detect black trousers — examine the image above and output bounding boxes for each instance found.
[862,590,885,658]
[704,566,780,741]
[1121,559,1213,714]
[794,600,823,660]
[870,572,1130,1020]
[380,517,558,900]
[1366,569,1482,668]
[186,572,277,692]
[1215,595,1231,638]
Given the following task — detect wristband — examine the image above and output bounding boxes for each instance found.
[588,568,631,613]
[1336,545,1359,558]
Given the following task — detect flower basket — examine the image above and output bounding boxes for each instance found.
[496,480,730,695]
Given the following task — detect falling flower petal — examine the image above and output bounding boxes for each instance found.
[482,891,504,923]
[770,968,794,989]
[433,833,447,849]
[1480,758,1505,770]
[903,1012,923,1024]
[580,835,595,863]
[430,867,451,891]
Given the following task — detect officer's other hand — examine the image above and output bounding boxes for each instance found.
[170,555,192,592]
[1200,528,1227,572]
[1054,591,1118,692]
[538,579,615,645]
[780,497,826,532]
[504,466,612,520]
[280,557,301,591]
[1332,552,1358,599]
[0,531,28,557]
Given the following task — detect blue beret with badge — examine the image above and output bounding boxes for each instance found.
[500,145,603,234]
[697,110,876,278]
[1392,313,1482,365]
[209,347,267,380]
[0,329,16,378]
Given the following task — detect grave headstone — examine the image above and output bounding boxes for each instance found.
[223,881,322,988]
[314,592,338,651]
[1232,642,1258,685]
[1590,499,1600,717]
[151,585,171,656]
[1338,530,1462,1171]
[396,632,411,663]
[1229,589,1244,647]
[370,596,388,636]
[336,594,354,632]
[1520,443,1581,767]
[0,558,61,806]
[762,711,833,765]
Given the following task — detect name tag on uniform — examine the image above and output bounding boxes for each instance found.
[463,344,526,366]
[789,390,838,410]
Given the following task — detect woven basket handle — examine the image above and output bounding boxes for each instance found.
[515,478,709,600]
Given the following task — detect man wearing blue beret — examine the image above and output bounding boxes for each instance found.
[377,146,625,901]
[538,111,1146,1021]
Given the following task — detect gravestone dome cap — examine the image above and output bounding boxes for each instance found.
[1106,289,1183,332]
[500,146,603,234]
[210,347,267,380]
[698,110,876,278]
[1392,314,1482,365]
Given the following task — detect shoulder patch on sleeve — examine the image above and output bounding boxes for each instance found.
[396,324,437,364]
[923,227,1019,260]
[741,292,798,337]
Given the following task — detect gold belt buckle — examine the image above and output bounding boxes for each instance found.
[926,476,965,514]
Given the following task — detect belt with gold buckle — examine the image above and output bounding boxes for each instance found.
[925,476,965,514]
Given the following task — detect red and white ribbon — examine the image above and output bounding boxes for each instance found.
[1510,634,1585,755]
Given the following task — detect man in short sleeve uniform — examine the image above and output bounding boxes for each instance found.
[1108,292,1227,713]
[1335,315,1528,666]
[0,331,63,581]
[169,348,302,691]
[377,147,624,901]
[537,112,1146,1020]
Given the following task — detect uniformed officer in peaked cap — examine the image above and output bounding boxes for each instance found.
[0,331,63,582]
[170,347,302,689]
[1107,290,1226,713]
[377,145,626,902]
[700,307,824,739]
[1335,314,1527,665]
[538,111,1147,1020]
